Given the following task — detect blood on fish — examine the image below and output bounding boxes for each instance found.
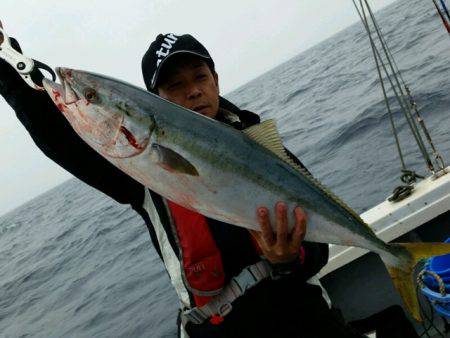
[52,89,61,101]
[120,126,144,150]
[56,103,66,111]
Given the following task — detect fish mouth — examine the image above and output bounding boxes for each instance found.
[42,78,64,98]
[42,77,71,116]
[42,67,80,106]
[55,67,80,104]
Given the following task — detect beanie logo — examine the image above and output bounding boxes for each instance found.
[156,33,178,66]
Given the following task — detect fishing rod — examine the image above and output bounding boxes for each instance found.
[433,0,450,34]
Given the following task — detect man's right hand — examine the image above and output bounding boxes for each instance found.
[249,202,307,264]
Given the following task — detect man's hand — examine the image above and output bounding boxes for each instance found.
[250,202,306,264]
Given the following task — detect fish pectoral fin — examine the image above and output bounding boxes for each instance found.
[151,144,199,176]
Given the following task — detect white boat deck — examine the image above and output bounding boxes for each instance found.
[319,167,450,277]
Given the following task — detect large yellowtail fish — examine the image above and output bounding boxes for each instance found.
[43,67,450,321]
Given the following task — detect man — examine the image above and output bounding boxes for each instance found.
[0,27,365,337]
[140,35,419,338]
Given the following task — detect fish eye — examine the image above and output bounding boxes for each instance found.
[84,88,100,103]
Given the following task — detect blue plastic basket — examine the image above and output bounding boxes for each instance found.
[424,238,450,292]
[420,237,450,318]
[428,238,450,275]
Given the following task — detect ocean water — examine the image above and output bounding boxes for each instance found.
[1,0,450,336]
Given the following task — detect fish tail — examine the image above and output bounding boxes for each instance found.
[380,242,450,322]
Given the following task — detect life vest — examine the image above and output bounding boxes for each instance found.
[167,200,226,307]
[142,185,265,310]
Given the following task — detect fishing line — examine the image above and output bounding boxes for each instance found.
[440,0,450,22]
[355,0,436,176]
[365,0,446,172]
[364,0,435,173]
[352,0,406,171]
[433,0,450,34]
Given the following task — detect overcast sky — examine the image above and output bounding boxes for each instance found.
[0,0,396,216]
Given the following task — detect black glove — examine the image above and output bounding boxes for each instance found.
[0,36,59,136]
[0,37,24,94]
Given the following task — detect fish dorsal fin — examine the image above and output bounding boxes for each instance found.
[243,120,369,227]
[243,120,298,167]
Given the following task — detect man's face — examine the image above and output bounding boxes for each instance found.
[156,55,220,119]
